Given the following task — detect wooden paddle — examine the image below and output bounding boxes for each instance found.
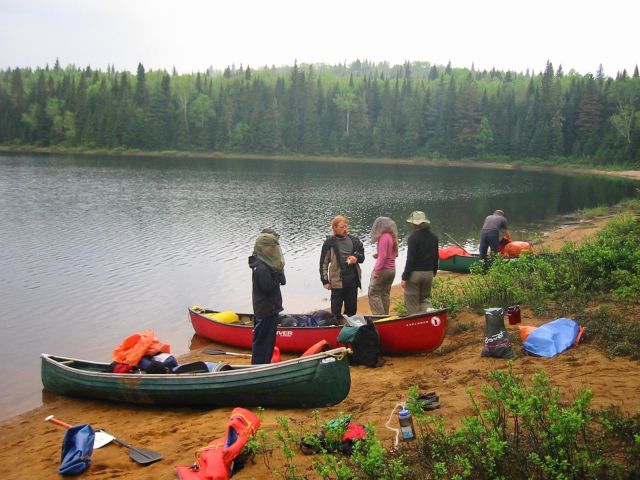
[45,415,163,465]
[202,348,252,357]
[443,232,471,255]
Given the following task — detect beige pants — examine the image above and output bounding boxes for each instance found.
[404,270,434,315]
[367,268,396,315]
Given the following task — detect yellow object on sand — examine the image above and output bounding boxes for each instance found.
[205,311,240,323]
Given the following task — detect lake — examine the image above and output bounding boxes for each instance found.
[0,153,637,420]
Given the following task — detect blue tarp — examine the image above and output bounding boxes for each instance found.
[522,318,580,358]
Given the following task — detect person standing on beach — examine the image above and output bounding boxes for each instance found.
[401,211,439,315]
[368,217,399,315]
[249,230,286,364]
[320,215,365,317]
[479,209,509,261]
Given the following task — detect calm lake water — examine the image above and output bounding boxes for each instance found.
[0,153,637,420]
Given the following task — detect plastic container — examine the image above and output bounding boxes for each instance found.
[507,305,521,325]
[398,409,415,441]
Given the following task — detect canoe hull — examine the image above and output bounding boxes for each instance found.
[438,254,481,273]
[189,308,447,354]
[41,349,351,408]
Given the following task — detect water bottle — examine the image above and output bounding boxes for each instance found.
[398,408,415,441]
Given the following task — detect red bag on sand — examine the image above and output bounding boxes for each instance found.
[112,330,170,366]
[503,241,533,257]
[175,408,261,480]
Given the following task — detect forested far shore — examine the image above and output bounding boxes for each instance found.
[1,59,639,165]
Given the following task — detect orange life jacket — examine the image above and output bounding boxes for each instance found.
[111,330,170,366]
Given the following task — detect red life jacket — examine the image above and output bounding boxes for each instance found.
[175,408,260,480]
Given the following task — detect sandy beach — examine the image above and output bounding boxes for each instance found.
[1,214,639,480]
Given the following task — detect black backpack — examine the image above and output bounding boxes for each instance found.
[339,320,382,367]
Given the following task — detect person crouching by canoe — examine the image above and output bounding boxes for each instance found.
[368,216,399,315]
[320,215,365,317]
[249,231,286,364]
[479,209,510,262]
[401,211,439,315]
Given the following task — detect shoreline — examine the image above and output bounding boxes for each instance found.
[2,145,639,181]
[1,158,638,479]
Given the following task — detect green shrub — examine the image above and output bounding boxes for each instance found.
[411,367,639,479]
[431,216,640,356]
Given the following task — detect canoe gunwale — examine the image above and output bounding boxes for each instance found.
[40,348,352,408]
[40,347,349,379]
[189,307,448,354]
[189,307,447,329]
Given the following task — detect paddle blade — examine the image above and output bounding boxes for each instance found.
[129,447,163,465]
[112,437,163,465]
[94,430,114,449]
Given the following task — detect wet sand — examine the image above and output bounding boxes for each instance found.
[1,215,639,480]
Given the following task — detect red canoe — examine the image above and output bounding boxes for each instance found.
[189,307,447,354]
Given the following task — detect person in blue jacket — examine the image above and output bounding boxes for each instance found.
[249,230,286,364]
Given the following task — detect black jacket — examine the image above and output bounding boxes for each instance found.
[319,234,365,289]
[402,228,439,280]
[249,256,286,316]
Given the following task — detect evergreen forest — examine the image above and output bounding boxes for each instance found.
[1,59,639,165]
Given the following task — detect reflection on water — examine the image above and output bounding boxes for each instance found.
[0,153,637,420]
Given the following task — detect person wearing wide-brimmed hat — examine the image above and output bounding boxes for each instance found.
[401,211,439,315]
[479,209,509,261]
[248,230,286,364]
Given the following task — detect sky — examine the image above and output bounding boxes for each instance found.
[1,0,638,77]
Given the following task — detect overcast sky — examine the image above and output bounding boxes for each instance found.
[1,0,638,77]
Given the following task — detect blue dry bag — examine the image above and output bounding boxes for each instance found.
[58,424,95,476]
[522,318,580,358]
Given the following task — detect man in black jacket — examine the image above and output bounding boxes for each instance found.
[249,231,286,364]
[319,215,365,316]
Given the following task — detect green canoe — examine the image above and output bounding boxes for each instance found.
[438,254,481,273]
[41,348,351,408]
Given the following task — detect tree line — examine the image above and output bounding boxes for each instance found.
[1,59,639,165]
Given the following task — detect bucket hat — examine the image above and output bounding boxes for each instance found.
[406,211,430,226]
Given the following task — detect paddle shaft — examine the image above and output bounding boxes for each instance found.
[203,348,252,357]
[444,232,470,255]
[46,415,71,429]
[45,415,114,449]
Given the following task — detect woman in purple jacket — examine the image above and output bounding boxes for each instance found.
[368,217,399,315]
